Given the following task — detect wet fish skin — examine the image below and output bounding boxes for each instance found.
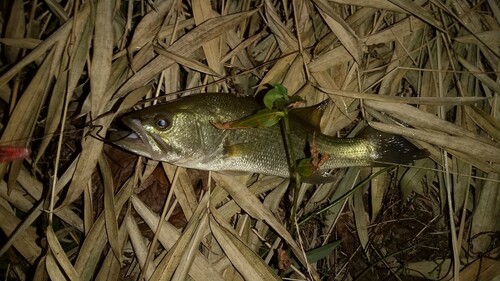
[110,93,428,178]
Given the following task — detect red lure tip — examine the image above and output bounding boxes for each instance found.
[0,146,30,162]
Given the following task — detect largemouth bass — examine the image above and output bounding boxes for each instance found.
[110,93,428,180]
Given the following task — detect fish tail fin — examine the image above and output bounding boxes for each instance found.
[361,127,429,165]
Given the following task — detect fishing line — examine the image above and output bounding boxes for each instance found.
[0,127,87,146]
[0,110,115,148]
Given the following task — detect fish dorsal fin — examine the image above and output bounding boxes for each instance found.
[289,100,329,129]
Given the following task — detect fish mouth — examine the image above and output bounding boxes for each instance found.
[109,118,155,159]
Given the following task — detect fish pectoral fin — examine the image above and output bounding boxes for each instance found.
[223,143,255,158]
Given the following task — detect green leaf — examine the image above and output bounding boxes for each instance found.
[213,108,285,129]
[306,241,342,263]
[296,158,314,177]
[263,84,288,109]
[274,98,291,110]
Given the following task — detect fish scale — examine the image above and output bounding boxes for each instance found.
[110,93,428,181]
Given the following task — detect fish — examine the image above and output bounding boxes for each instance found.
[109,93,428,181]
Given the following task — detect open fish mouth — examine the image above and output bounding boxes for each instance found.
[108,130,153,158]
[108,118,155,159]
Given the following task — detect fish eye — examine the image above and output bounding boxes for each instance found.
[154,117,169,130]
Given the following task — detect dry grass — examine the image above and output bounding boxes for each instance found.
[0,0,499,280]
